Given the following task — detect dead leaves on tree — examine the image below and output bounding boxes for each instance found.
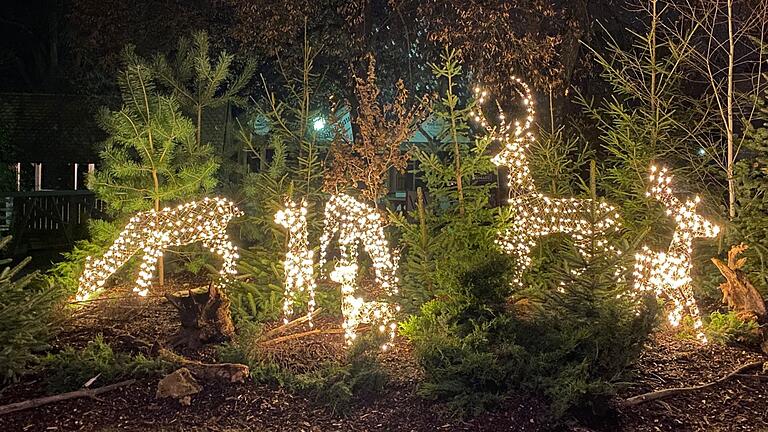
[324,55,431,202]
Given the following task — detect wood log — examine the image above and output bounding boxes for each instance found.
[0,379,135,416]
[165,283,235,348]
[158,349,249,383]
[711,244,767,322]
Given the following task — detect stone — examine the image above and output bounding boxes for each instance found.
[156,367,202,404]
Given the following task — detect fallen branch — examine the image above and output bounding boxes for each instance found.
[0,379,135,416]
[622,361,763,407]
[260,328,347,347]
[259,308,324,341]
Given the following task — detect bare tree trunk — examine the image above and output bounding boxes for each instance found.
[152,171,164,286]
[649,0,659,152]
[726,0,736,220]
[447,71,464,215]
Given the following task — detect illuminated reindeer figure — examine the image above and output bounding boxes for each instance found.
[274,198,317,326]
[317,193,400,348]
[77,197,241,301]
[472,77,621,286]
[633,166,720,342]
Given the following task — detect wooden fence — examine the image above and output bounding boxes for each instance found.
[0,191,106,254]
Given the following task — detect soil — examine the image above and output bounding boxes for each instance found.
[0,281,766,432]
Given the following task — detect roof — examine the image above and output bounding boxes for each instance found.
[0,93,111,163]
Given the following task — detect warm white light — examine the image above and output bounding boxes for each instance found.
[633,166,719,343]
[275,198,317,327]
[318,193,400,347]
[77,197,242,301]
[472,78,621,287]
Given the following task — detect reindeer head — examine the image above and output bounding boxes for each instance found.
[274,197,307,230]
[647,166,720,240]
[470,77,537,192]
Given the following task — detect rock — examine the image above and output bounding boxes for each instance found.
[156,368,202,404]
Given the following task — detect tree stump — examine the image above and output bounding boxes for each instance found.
[712,244,768,351]
[711,244,767,321]
[165,283,235,348]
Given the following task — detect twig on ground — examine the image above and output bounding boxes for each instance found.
[0,380,135,416]
[259,308,324,341]
[260,328,347,347]
[622,361,764,406]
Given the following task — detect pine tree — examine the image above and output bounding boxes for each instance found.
[89,46,219,285]
[391,48,498,312]
[228,34,329,321]
[153,31,256,147]
[415,47,497,213]
[577,5,704,244]
[0,236,62,383]
[734,87,768,287]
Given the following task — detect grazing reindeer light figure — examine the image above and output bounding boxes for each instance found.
[77,197,241,301]
[633,166,720,342]
[317,193,400,348]
[471,77,621,286]
[274,198,317,327]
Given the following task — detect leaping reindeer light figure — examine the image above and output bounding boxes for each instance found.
[633,166,720,342]
[77,197,241,301]
[471,77,621,286]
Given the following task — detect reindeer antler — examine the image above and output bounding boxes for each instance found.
[470,76,535,141]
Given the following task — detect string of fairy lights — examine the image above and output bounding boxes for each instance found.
[274,198,317,327]
[76,197,241,301]
[633,166,720,342]
[470,77,621,288]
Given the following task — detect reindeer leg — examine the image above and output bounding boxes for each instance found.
[203,232,238,286]
[135,249,159,297]
[681,284,707,342]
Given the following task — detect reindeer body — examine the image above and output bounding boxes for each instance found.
[473,78,620,286]
[77,197,241,300]
[633,166,719,342]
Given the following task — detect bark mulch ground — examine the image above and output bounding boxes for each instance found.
[0,283,766,431]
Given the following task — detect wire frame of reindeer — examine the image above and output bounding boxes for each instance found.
[470,77,622,288]
[633,166,720,343]
[77,197,242,301]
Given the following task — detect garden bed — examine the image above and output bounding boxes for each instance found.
[0,283,766,432]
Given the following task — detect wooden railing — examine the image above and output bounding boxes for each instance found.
[0,191,106,253]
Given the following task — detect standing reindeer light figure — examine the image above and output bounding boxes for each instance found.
[471,77,621,287]
[77,197,241,301]
[634,166,720,342]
